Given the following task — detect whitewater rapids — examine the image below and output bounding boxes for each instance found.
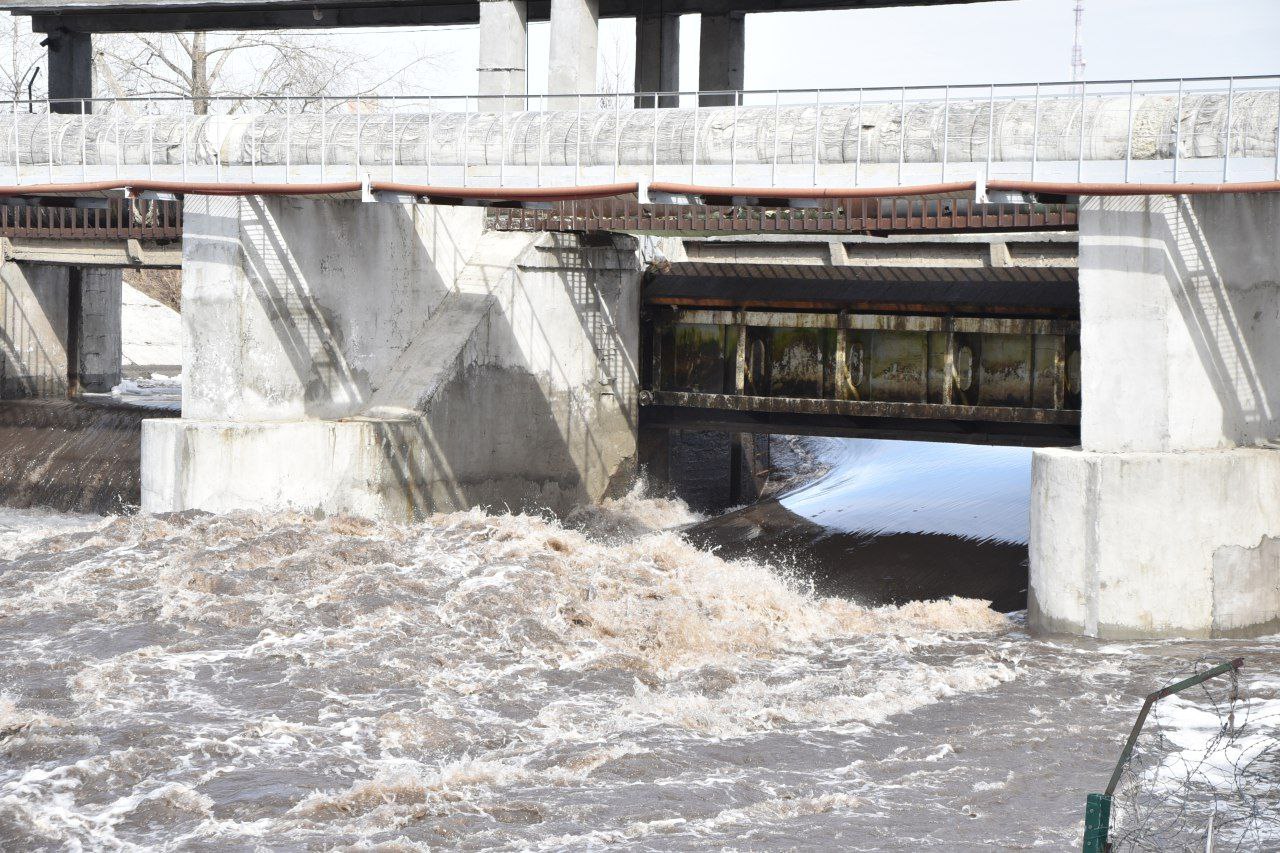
[0,492,1276,850]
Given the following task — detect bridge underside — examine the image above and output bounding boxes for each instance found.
[640,262,1081,447]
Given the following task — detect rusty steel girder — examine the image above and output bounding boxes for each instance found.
[640,262,1081,445]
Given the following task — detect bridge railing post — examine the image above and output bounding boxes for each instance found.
[1123,79,1135,182]
[771,89,780,187]
[1223,76,1234,181]
[1173,78,1183,181]
[1031,82,1040,181]
[1076,80,1086,181]
[45,98,52,183]
[80,99,87,182]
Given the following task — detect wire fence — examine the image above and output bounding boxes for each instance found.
[0,75,1276,188]
[1108,660,1280,851]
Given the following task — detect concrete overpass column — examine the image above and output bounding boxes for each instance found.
[1030,193,1280,639]
[46,31,93,114]
[635,9,680,107]
[698,12,744,106]
[548,0,598,100]
[478,0,528,110]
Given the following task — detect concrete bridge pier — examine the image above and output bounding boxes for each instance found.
[1,261,121,398]
[142,196,644,521]
[1030,193,1280,639]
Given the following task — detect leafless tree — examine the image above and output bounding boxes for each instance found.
[93,30,435,114]
[0,14,45,105]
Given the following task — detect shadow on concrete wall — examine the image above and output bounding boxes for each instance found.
[1091,195,1280,446]
[233,198,636,518]
[1,263,68,398]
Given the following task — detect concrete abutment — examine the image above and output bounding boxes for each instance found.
[142,196,644,521]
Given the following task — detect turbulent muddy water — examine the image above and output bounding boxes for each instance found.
[1,488,1277,851]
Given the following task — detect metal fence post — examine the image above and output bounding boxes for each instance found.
[855,88,863,186]
[941,85,949,182]
[1123,79,1135,182]
[771,89,780,187]
[45,99,52,182]
[691,98,699,185]
[575,93,582,185]
[898,87,907,185]
[355,97,362,180]
[985,84,995,182]
[1077,80,1087,182]
[1222,76,1234,181]
[80,99,87,181]
[463,95,471,187]
[427,97,434,184]
[1274,78,1280,180]
[730,94,738,186]
[321,96,327,181]
[1031,82,1040,181]
[285,99,292,181]
[1173,79,1183,182]
[11,98,19,183]
[613,92,622,183]
[652,92,660,183]
[814,89,824,187]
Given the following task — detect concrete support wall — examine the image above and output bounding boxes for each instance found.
[1,262,70,397]
[143,196,642,521]
[1031,193,1280,638]
[478,0,528,107]
[698,12,744,106]
[548,0,598,97]
[47,31,93,114]
[635,11,679,106]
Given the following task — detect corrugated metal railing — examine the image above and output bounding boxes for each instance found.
[489,197,1078,234]
[0,199,182,240]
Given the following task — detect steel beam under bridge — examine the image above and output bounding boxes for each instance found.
[640,262,1081,447]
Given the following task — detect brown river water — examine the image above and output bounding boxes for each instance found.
[0,440,1276,850]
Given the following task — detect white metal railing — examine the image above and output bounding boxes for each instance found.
[1,74,1277,190]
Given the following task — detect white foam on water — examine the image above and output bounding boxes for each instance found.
[0,504,1275,851]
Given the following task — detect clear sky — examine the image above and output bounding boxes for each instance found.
[324,0,1280,96]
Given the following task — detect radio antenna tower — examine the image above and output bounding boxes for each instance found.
[1071,0,1086,81]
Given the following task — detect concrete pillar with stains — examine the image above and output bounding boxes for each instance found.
[478,0,528,110]
[1030,193,1280,639]
[548,0,599,100]
[698,12,744,106]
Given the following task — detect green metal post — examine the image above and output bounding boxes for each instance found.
[1082,657,1243,853]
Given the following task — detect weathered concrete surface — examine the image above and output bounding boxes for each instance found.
[478,0,528,106]
[547,0,597,97]
[698,12,744,106]
[144,196,642,520]
[1031,193,1280,638]
[77,268,122,393]
[1,262,125,397]
[1,262,70,397]
[1079,194,1280,452]
[1030,448,1280,639]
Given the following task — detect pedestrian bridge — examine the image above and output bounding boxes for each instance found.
[1,76,1277,192]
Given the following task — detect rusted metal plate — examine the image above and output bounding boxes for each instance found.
[0,199,183,242]
[977,333,1034,407]
[660,309,1079,336]
[643,390,1080,426]
[489,199,1078,237]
